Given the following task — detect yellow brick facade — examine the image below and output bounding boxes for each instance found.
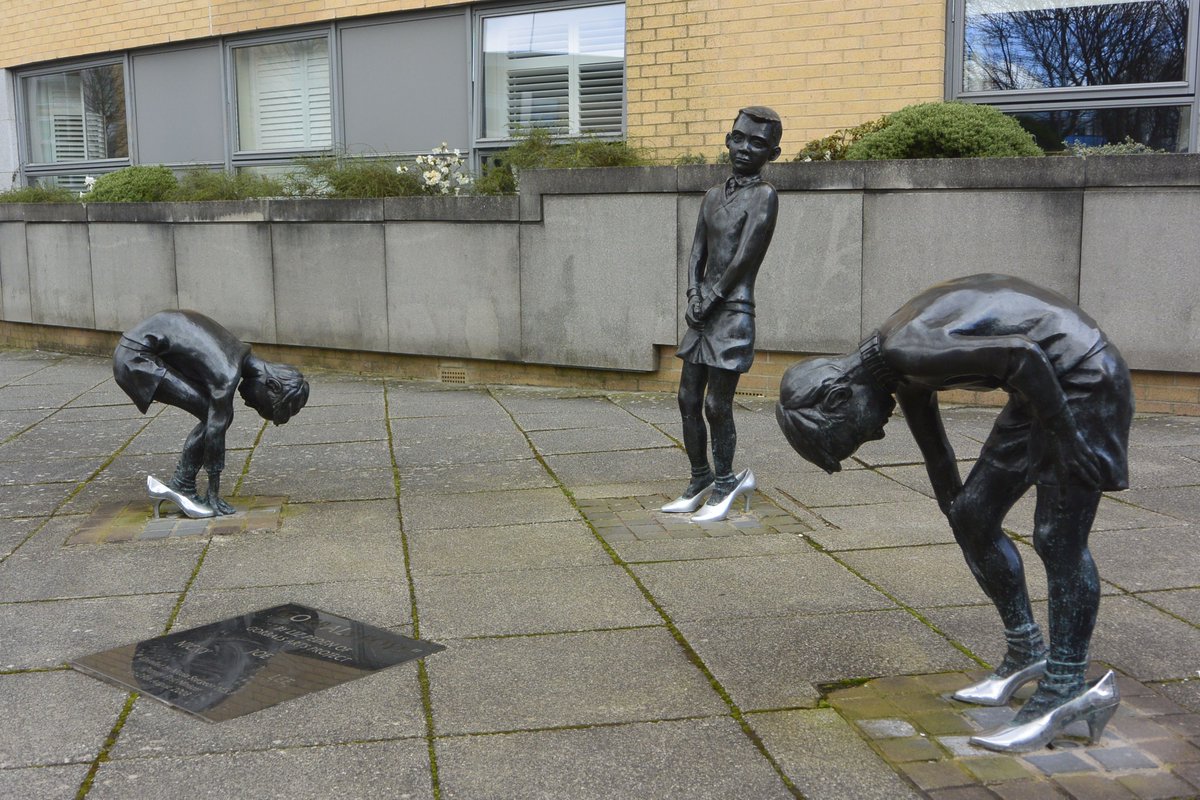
[625,0,947,160]
[0,0,948,160]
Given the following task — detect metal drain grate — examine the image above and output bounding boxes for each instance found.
[734,389,765,398]
[439,365,468,384]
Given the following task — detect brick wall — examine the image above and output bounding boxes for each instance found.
[625,0,947,161]
[0,0,466,67]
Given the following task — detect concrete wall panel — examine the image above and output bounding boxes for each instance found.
[386,222,520,360]
[862,191,1083,336]
[175,223,277,344]
[755,192,863,354]
[26,223,94,328]
[89,223,178,331]
[1081,189,1200,372]
[0,222,31,322]
[522,195,676,371]
[272,223,388,351]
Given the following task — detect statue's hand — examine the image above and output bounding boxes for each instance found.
[1045,406,1102,489]
[206,493,236,516]
[685,300,705,329]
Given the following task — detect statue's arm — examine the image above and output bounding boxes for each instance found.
[897,385,962,515]
[707,187,778,303]
[684,203,710,328]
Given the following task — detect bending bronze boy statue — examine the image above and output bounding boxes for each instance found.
[664,106,782,522]
[114,310,310,518]
[776,274,1131,752]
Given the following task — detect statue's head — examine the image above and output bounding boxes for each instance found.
[727,106,783,177]
[240,360,309,425]
[775,356,895,473]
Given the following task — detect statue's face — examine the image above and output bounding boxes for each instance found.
[776,364,893,473]
[726,115,781,176]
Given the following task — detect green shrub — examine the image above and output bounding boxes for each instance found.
[0,185,78,203]
[287,155,424,198]
[795,117,890,161]
[474,129,651,194]
[1065,136,1166,158]
[85,165,179,202]
[671,153,708,166]
[171,168,285,201]
[845,102,1043,160]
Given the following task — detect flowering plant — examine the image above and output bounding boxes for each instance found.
[401,143,474,196]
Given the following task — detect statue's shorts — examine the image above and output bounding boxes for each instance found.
[978,342,1132,491]
[112,336,168,414]
[676,300,756,374]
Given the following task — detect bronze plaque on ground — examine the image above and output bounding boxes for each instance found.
[69,604,444,722]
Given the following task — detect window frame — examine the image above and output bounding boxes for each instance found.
[225,25,340,170]
[945,0,1200,151]
[472,0,627,159]
[15,54,135,187]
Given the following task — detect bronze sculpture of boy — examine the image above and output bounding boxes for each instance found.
[664,106,782,522]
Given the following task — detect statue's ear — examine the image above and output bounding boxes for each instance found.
[822,384,852,412]
[267,378,282,393]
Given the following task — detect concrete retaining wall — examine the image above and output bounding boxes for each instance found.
[0,155,1198,374]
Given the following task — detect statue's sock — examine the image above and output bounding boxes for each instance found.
[996,623,1047,677]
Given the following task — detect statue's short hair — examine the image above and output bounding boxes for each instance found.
[241,360,309,424]
[737,106,783,147]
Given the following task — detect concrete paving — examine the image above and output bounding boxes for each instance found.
[1,348,1199,799]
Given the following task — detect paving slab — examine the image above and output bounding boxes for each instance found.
[631,553,896,622]
[838,543,1054,609]
[0,763,92,800]
[749,708,923,800]
[526,424,675,455]
[775,467,931,508]
[425,629,726,735]
[1117,486,1200,525]
[400,488,578,531]
[0,520,205,601]
[89,739,433,800]
[189,521,406,591]
[1091,528,1200,591]
[677,610,976,711]
[0,594,176,669]
[406,520,610,574]
[171,581,416,631]
[0,670,127,769]
[543,447,690,486]
[435,717,794,800]
[808,500,955,549]
[399,457,556,495]
[415,564,658,638]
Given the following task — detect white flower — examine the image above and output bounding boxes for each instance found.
[83,175,96,188]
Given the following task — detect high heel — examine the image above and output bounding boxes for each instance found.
[691,469,755,523]
[662,478,714,513]
[147,475,214,519]
[969,670,1119,753]
[953,659,1047,706]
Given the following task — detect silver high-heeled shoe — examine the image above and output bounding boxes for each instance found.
[691,469,755,523]
[969,670,1119,753]
[953,659,1047,706]
[661,478,714,513]
[147,475,214,519]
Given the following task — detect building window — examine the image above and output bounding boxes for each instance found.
[232,36,333,155]
[480,3,625,141]
[20,61,129,187]
[950,0,1197,151]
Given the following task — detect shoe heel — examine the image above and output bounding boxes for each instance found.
[1086,703,1117,743]
[152,498,163,519]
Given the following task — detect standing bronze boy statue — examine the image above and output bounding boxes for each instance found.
[664,106,782,522]
[775,274,1131,752]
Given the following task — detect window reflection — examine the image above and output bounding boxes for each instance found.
[23,64,128,164]
[1013,105,1190,150]
[964,0,1188,92]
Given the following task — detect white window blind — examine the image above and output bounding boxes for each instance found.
[235,38,332,152]
[483,4,625,139]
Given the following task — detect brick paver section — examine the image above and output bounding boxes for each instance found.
[66,496,286,545]
[576,493,812,541]
[831,670,1200,799]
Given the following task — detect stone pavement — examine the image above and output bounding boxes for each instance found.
[1,348,1199,800]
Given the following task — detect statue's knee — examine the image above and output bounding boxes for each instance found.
[703,396,731,426]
